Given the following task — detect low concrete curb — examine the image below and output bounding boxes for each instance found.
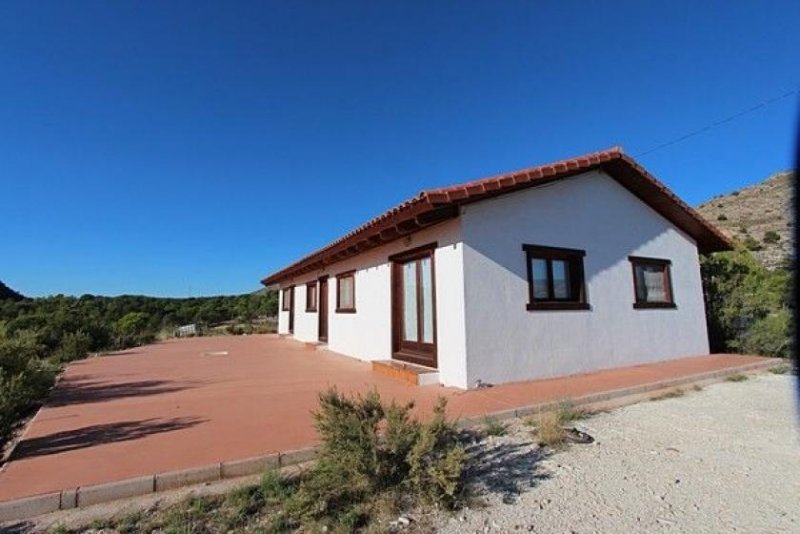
[0,358,781,523]
[0,447,316,523]
[468,357,782,426]
[78,475,156,508]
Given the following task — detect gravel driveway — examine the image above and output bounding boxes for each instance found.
[436,374,799,533]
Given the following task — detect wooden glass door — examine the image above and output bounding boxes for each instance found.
[391,245,437,368]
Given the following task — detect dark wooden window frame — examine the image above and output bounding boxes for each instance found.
[628,256,676,309]
[523,244,589,311]
[305,281,318,312]
[281,286,293,312]
[335,270,356,313]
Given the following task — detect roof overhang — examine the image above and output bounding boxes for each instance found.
[261,147,732,286]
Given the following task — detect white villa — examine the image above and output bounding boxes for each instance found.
[262,147,731,389]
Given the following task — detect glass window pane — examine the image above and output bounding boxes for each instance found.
[552,260,571,299]
[308,285,316,308]
[420,257,433,344]
[532,259,549,299]
[403,262,418,342]
[339,276,354,309]
[636,264,667,302]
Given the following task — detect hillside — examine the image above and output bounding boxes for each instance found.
[0,280,25,301]
[697,170,794,269]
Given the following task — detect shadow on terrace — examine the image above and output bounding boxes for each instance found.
[10,417,206,460]
[47,378,198,407]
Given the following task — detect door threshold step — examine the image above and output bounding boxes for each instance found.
[372,360,440,386]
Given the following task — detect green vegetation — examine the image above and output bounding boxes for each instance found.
[724,373,750,382]
[742,235,763,251]
[58,388,466,533]
[763,230,781,243]
[553,399,588,423]
[701,248,792,359]
[717,214,728,221]
[650,388,685,401]
[290,389,466,529]
[0,327,59,452]
[527,400,590,448]
[0,282,278,453]
[769,364,793,375]
[482,417,507,437]
[0,289,278,354]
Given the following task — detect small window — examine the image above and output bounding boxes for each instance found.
[306,282,318,312]
[336,271,356,313]
[281,287,293,311]
[523,244,588,311]
[629,256,675,308]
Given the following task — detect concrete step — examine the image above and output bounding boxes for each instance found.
[372,360,440,386]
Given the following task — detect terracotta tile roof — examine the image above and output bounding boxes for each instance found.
[261,147,732,285]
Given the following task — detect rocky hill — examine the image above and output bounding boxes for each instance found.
[697,170,794,269]
[0,280,26,301]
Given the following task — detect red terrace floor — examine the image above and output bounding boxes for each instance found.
[0,335,767,502]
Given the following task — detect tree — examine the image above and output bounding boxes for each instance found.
[701,247,791,358]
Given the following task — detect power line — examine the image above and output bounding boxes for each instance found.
[635,88,798,158]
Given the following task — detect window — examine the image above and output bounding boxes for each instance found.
[523,244,588,310]
[336,271,356,313]
[306,282,318,312]
[629,256,675,308]
[281,286,293,311]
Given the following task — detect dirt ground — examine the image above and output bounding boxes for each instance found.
[435,373,799,533]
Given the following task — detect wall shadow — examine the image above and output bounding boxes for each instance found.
[47,378,198,407]
[10,417,206,460]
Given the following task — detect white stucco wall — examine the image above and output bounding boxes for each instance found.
[460,170,710,387]
[275,219,468,388]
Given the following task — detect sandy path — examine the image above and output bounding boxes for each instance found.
[437,374,799,533]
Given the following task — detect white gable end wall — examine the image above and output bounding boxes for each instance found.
[461,170,710,387]
[276,218,469,388]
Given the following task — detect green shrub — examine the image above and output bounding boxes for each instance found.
[260,468,295,504]
[742,236,762,251]
[288,389,465,529]
[0,330,59,450]
[701,247,792,358]
[55,331,91,362]
[482,418,507,437]
[724,374,749,382]
[407,398,467,507]
[737,310,792,358]
[763,230,780,243]
[717,214,728,221]
[650,388,685,401]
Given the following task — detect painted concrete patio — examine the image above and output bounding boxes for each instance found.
[0,335,770,502]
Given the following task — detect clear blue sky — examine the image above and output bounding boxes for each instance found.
[1,1,797,297]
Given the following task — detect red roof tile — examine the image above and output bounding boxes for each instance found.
[261,147,732,285]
